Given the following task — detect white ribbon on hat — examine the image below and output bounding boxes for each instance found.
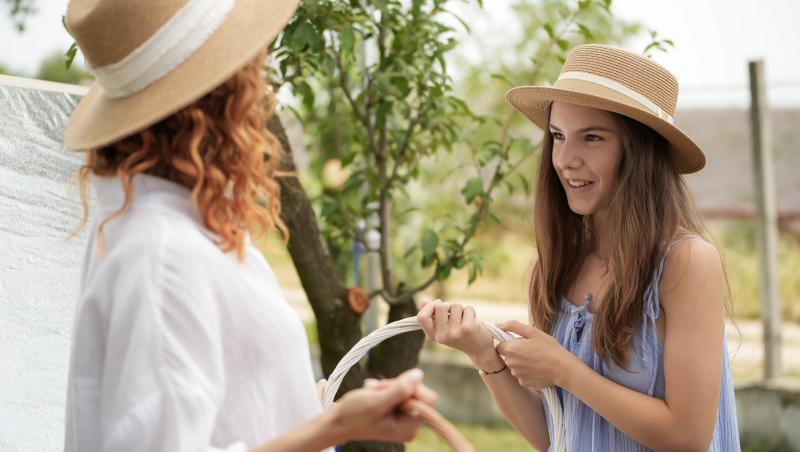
[90,0,235,99]
[557,71,674,124]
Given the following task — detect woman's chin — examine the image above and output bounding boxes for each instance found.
[566,200,596,216]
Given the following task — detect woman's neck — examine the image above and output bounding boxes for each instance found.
[590,209,611,259]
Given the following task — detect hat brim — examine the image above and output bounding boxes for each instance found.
[506,82,705,174]
[64,0,299,150]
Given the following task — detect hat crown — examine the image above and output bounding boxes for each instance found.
[560,44,679,117]
[67,0,188,68]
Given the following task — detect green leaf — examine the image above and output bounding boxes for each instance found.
[468,264,478,284]
[293,21,316,50]
[64,42,78,69]
[490,73,514,86]
[578,0,592,10]
[462,178,483,204]
[61,15,73,37]
[577,23,593,40]
[477,147,497,167]
[518,174,530,195]
[375,101,392,130]
[421,228,439,258]
[543,23,555,39]
[557,39,570,52]
[340,27,355,54]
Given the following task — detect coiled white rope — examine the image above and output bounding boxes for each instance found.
[321,316,567,452]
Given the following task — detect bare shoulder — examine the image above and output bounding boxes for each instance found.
[660,236,724,303]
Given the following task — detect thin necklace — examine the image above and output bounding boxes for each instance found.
[591,250,609,276]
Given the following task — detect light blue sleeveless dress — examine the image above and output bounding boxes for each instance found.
[544,236,740,451]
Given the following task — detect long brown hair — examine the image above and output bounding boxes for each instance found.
[528,111,710,367]
[77,49,287,259]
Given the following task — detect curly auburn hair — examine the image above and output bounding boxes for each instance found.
[77,49,287,260]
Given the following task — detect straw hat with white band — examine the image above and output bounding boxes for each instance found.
[506,44,705,173]
[64,0,299,151]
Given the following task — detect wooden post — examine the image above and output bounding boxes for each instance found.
[748,59,782,381]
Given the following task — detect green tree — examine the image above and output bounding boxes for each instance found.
[17,1,665,450]
[268,1,652,450]
[414,0,644,285]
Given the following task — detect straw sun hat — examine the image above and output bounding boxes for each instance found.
[63,0,299,150]
[507,44,705,173]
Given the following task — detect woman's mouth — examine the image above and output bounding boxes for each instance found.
[564,178,595,192]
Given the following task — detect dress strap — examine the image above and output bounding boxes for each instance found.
[646,234,699,320]
[640,234,698,377]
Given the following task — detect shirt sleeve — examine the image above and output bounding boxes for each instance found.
[96,231,243,452]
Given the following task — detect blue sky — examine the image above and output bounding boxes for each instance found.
[2,0,798,108]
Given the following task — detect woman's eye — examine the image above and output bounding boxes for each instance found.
[551,131,565,140]
[585,134,602,142]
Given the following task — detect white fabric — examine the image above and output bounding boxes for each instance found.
[64,174,330,451]
[557,71,675,124]
[91,0,234,99]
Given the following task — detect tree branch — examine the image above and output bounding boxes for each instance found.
[389,114,421,181]
[334,48,370,130]
[397,270,438,301]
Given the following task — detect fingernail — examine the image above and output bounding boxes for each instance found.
[495,321,507,328]
[404,368,424,383]
[409,408,420,418]
[363,378,379,388]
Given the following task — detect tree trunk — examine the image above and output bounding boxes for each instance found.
[269,114,366,394]
[269,114,424,452]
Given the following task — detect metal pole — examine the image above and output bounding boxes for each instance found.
[748,59,782,381]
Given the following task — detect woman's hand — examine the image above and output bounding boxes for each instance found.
[416,300,500,371]
[495,320,579,389]
[327,368,437,444]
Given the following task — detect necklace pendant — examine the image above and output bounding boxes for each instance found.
[600,260,609,276]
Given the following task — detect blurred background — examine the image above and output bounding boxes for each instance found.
[2,0,799,450]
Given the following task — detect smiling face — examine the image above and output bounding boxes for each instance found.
[549,101,624,218]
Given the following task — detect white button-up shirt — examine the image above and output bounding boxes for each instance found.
[64,174,326,451]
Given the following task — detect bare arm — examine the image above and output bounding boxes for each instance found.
[558,239,725,451]
[417,301,550,451]
[477,353,550,451]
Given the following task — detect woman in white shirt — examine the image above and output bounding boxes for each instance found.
[62,0,436,450]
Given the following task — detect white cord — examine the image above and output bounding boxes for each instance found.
[321,316,566,452]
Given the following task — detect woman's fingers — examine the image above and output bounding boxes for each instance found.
[463,305,476,324]
[418,298,442,310]
[416,300,438,339]
[433,302,451,335]
[362,376,437,406]
[448,303,464,334]
[413,383,438,405]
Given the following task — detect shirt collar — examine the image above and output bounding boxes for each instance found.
[92,173,202,226]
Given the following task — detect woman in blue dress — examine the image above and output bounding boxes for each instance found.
[417,44,740,451]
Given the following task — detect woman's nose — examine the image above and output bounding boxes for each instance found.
[553,140,580,170]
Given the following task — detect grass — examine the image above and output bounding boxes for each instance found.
[405,422,782,451]
[406,422,533,452]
